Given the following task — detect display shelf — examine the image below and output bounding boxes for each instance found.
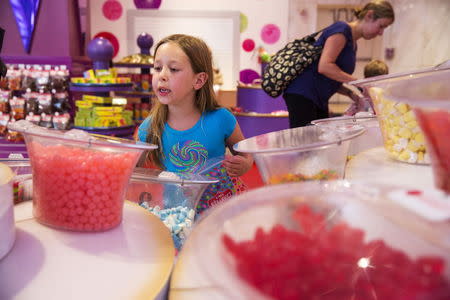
[114,90,154,97]
[233,111,289,138]
[69,82,133,93]
[114,62,153,68]
[237,85,287,113]
[73,125,136,137]
[0,201,175,300]
[0,137,27,157]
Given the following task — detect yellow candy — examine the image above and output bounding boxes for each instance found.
[407,141,420,152]
[406,120,418,129]
[399,128,412,139]
[415,133,425,143]
[418,151,424,162]
[398,150,410,161]
[404,110,415,122]
[396,103,409,114]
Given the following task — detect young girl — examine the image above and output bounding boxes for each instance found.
[137,34,253,213]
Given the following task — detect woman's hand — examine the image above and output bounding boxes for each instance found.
[344,91,366,116]
[223,154,253,177]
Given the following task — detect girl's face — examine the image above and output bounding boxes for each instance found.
[361,13,393,40]
[152,42,204,107]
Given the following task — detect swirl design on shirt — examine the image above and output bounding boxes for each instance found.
[169,140,207,172]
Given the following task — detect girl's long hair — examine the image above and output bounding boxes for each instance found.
[145,34,220,168]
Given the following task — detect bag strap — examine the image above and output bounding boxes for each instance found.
[309,28,325,38]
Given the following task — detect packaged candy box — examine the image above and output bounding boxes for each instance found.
[234,125,365,184]
[7,120,157,232]
[190,181,450,300]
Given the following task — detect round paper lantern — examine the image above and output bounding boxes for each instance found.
[240,69,260,84]
[102,0,123,21]
[242,39,255,52]
[261,24,281,44]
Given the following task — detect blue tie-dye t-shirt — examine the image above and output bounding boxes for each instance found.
[137,108,236,172]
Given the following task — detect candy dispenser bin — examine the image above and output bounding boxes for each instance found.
[7,120,157,232]
[127,168,218,249]
[233,125,365,184]
[0,158,32,204]
[354,67,450,193]
[311,115,383,156]
[0,163,15,260]
[190,181,450,300]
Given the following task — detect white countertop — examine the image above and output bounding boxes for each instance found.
[0,201,175,300]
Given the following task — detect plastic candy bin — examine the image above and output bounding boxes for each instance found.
[0,163,15,260]
[353,67,450,193]
[127,168,218,249]
[0,158,32,204]
[311,114,383,156]
[7,120,157,232]
[190,181,450,300]
[233,125,365,184]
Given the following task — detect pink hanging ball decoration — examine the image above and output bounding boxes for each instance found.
[261,24,281,44]
[102,0,123,21]
[242,39,255,52]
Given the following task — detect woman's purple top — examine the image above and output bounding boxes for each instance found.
[284,21,356,110]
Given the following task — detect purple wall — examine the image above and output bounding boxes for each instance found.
[0,0,82,59]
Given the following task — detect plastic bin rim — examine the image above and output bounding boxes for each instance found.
[7,124,157,151]
[233,126,365,154]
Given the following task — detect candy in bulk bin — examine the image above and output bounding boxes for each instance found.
[189,181,450,300]
[311,114,383,156]
[362,67,450,194]
[0,158,32,204]
[350,67,450,165]
[233,125,365,184]
[127,168,218,249]
[0,163,15,259]
[7,121,157,232]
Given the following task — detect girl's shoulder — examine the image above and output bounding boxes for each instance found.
[204,107,234,119]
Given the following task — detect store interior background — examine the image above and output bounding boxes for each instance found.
[0,0,449,107]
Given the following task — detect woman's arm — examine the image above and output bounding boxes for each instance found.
[224,123,253,177]
[317,33,357,83]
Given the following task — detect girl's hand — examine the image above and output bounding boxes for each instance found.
[223,154,253,177]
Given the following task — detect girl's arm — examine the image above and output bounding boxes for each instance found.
[317,33,358,83]
[224,123,253,177]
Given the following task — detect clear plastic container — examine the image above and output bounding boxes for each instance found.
[7,120,157,232]
[353,67,450,193]
[0,158,32,204]
[191,181,450,299]
[233,125,365,184]
[311,114,383,156]
[0,163,15,260]
[127,168,218,249]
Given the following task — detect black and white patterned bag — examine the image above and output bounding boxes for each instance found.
[262,30,324,98]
